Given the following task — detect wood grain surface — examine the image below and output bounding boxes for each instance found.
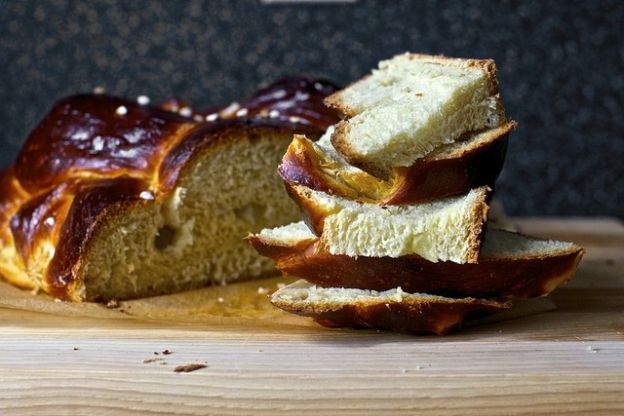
[0,218,622,416]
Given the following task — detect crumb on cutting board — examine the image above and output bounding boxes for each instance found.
[174,364,207,373]
[143,357,164,364]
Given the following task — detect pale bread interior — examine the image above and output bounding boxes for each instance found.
[253,221,317,248]
[286,185,489,263]
[481,228,578,258]
[73,132,299,301]
[256,221,581,261]
[330,53,503,173]
[271,279,503,310]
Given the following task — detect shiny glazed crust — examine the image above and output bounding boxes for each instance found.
[0,78,340,300]
[248,229,584,299]
[279,122,515,205]
[271,280,510,335]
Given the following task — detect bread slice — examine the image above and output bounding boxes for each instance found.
[249,222,584,299]
[326,53,505,177]
[280,121,515,204]
[271,279,510,335]
[0,77,337,301]
[287,184,490,263]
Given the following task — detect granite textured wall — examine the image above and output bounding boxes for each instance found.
[1,0,622,217]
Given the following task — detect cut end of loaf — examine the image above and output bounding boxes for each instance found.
[271,279,510,335]
[73,130,302,301]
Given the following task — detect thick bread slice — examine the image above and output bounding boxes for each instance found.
[249,222,584,299]
[280,121,515,205]
[271,279,510,335]
[0,78,338,301]
[326,53,505,177]
[287,184,490,263]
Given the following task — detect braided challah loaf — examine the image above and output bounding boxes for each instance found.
[0,78,339,301]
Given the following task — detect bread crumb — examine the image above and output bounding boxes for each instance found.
[257,286,268,295]
[73,347,79,351]
[162,350,172,355]
[174,364,207,373]
[105,299,120,309]
[143,357,164,364]
[217,297,224,303]
[115,106,128,116]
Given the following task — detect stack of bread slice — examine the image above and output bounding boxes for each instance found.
[248,53,584,334]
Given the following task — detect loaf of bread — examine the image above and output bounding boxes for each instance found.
[326,53,505,177]
[286,183,490,263]
[280,121,515,204]
[0,78,340,301]
[271,280,510,335]
[249,221,584,299]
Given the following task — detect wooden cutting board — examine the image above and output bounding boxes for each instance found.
[0,218,621,416]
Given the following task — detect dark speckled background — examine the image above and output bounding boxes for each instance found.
[1,0,622,217]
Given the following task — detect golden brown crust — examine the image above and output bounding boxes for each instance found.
[280,122,515,205]
[467,187,492,263]
[249,230,584,299]
[282,183,330,236]
[0,167,29,246]
[0,78,340,300]
[271,280,510,335]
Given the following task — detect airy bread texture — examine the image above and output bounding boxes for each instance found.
[287,184,490,263]
[249,222,584,298]
[77,131,300,301]
[280,121,515,204]
[271,279,510,335]
[326,53,505,177]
